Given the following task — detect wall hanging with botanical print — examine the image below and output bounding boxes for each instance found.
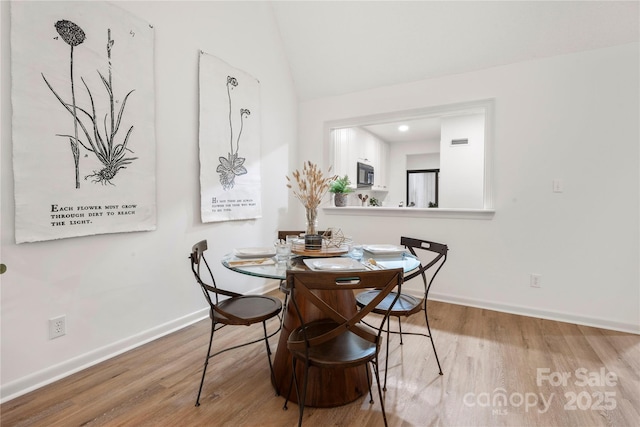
[11,1,156,243]
[198,51,262,223]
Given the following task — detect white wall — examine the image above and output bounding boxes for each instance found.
[301,43,639,334]
[406,152,439,170]
[440,113,485,208]
[0,0,298,401]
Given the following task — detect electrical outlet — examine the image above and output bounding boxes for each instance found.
[49,315,66,339]
[530,274,542,288]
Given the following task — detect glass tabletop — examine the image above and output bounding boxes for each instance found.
[221,251,420,280]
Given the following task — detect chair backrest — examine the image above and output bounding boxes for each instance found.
[400,236,448,296]
[277,230,303,240]
[190,240,241,308]
[286,268,403,351]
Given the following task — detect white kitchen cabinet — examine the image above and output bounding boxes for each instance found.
[331,127,389,191]
[357,133,376,165]
[373,140,389,191]
[330,128,357,187]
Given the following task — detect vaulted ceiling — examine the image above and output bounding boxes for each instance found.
[270,1,639,102]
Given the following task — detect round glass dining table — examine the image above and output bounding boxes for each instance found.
[221,252,420,280]
[221,251,420,407]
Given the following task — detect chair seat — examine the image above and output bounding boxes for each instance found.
[356,290,423,316]
[288,319,377,368]
[212,295,282,325]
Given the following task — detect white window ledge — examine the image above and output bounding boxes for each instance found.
[323,206,495,220]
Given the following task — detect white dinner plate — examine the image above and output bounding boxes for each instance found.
[303,257,366,271]
[362,244,406,255]
[234,247,276,258]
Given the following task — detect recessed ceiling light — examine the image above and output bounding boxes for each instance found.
[398,125,409,132]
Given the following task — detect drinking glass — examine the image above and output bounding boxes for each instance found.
[350,244,364,260]
[286,234,299,247]
[275,242,292,262]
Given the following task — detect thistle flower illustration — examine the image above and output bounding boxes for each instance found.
[217,75,250,190]
[55,19,86,189]
[43,27,137,187]
[55,20,86,47]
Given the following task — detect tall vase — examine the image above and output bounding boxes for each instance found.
[305,207,318,235]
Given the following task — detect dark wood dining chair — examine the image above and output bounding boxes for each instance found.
[283,268,403,427]
[189,240,283,406]
[355,236,448,389]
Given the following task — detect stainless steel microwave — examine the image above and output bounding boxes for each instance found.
[357,162,374,187]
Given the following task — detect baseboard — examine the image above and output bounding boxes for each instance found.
[427,291,640,335]
[0,308,209,403]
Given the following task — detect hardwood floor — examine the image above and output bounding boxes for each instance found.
[2,297,639,426]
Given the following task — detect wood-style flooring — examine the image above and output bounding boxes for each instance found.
[2,297,639,426]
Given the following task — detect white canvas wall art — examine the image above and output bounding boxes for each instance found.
[11,1,156,243]
[199,51,262,223]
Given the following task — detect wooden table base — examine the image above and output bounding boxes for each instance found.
[272,289,371,408]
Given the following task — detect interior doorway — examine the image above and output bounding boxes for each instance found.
[406,169,439,207]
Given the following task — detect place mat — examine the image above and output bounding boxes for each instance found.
[291,242,348,257]
[362,244,406,255]
[303,257,366,271]
[234,247,276,258]
[227,258,275,267]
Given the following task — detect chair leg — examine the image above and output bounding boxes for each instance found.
[424,308,443,375]
[383,315,391,391]
[298,359,310,427]
[280,280,289,328]
[365,363,374,404]
[195,320,216,406]
[283,358,296,410]
[285,358,308,427]
[262,321,278,395]
[372,359,389,427]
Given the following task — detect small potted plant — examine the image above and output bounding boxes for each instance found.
[329,175,353,207]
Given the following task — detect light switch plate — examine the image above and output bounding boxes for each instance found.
[553,179,563,193]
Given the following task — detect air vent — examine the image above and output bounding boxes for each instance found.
[451,138,469,145]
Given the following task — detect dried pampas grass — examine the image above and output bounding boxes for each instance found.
[286,161,336,210]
